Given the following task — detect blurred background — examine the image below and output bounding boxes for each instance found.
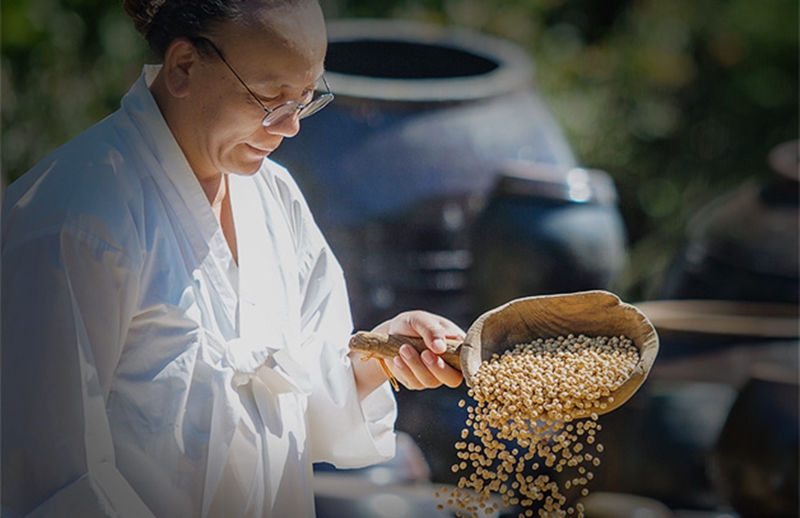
[2,0,797,301]
[2,0,798,517]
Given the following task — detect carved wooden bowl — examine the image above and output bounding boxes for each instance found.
[350,290,659,416]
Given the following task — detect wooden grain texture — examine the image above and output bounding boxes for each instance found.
[348,331,463,370]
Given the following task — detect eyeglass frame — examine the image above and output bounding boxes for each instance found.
[193,36,334,128]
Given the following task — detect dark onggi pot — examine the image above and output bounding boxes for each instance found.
[272,19,626,330]
[275,20,630,487]
[471,161,628,310]
[711,365,799,518]
[659,140,799,304]
[591,300,799,511]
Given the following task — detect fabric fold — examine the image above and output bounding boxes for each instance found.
[2,65,398,518]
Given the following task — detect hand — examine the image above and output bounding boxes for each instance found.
[369,310,465,390]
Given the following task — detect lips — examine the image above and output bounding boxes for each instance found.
[247,143,273,157]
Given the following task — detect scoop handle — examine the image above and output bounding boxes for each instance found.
[348,331,463,370]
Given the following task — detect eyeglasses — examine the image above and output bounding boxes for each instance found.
[195,36,334,127]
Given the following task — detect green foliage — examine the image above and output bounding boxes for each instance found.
[2,0,797,298]
[1,0,149,187]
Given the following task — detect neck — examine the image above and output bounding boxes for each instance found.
[150,66,239,263]
[201,172,239,264]
[198,173,227,210]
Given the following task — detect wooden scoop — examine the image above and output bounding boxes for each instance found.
[350,290,659,416]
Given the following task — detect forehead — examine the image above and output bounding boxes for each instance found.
[212,0,327,85]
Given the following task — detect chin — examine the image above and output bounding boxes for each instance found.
[231,166,262,177]
[226,157,266,176]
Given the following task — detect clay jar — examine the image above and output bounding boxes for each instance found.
[272,19,625,329]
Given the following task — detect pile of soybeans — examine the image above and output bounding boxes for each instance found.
[436,333,640,518]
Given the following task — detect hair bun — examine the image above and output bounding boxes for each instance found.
[123,0,168,37]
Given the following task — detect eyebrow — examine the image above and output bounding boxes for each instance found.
[250,78,323,101]
[272,73,327,91]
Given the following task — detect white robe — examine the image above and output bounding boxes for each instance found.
[1,65,397,518]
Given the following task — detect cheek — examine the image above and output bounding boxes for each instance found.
[201,106,254,149]
[190,91,265,166]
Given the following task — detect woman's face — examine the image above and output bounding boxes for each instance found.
[180,0,327,180]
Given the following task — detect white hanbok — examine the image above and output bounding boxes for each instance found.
[1,65,397,518]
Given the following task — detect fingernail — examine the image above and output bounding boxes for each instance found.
[432,338,446,354]
[400,344,414,360]
[393,356,405,369]
[421,350,435,365]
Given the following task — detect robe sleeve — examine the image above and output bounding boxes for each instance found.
[299,242,398,468]
[1,220,154,518]
[271,167,398,468]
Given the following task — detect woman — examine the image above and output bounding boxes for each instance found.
[1,0,463,516]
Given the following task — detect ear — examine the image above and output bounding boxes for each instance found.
[162,38,200,99]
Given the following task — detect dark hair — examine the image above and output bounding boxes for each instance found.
[123,0,247,59]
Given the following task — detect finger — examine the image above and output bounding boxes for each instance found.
[420,350,463,388]
[389,355,426,390]
[391,311,465,355]
[396,343,441,387]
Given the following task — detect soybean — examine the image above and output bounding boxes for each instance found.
[444,334,639,518]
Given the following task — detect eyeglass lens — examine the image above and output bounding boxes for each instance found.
[262,93,333,127]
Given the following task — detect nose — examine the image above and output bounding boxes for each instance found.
[264,112,301,138]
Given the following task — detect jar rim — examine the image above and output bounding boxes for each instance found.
[324,19,535,102]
